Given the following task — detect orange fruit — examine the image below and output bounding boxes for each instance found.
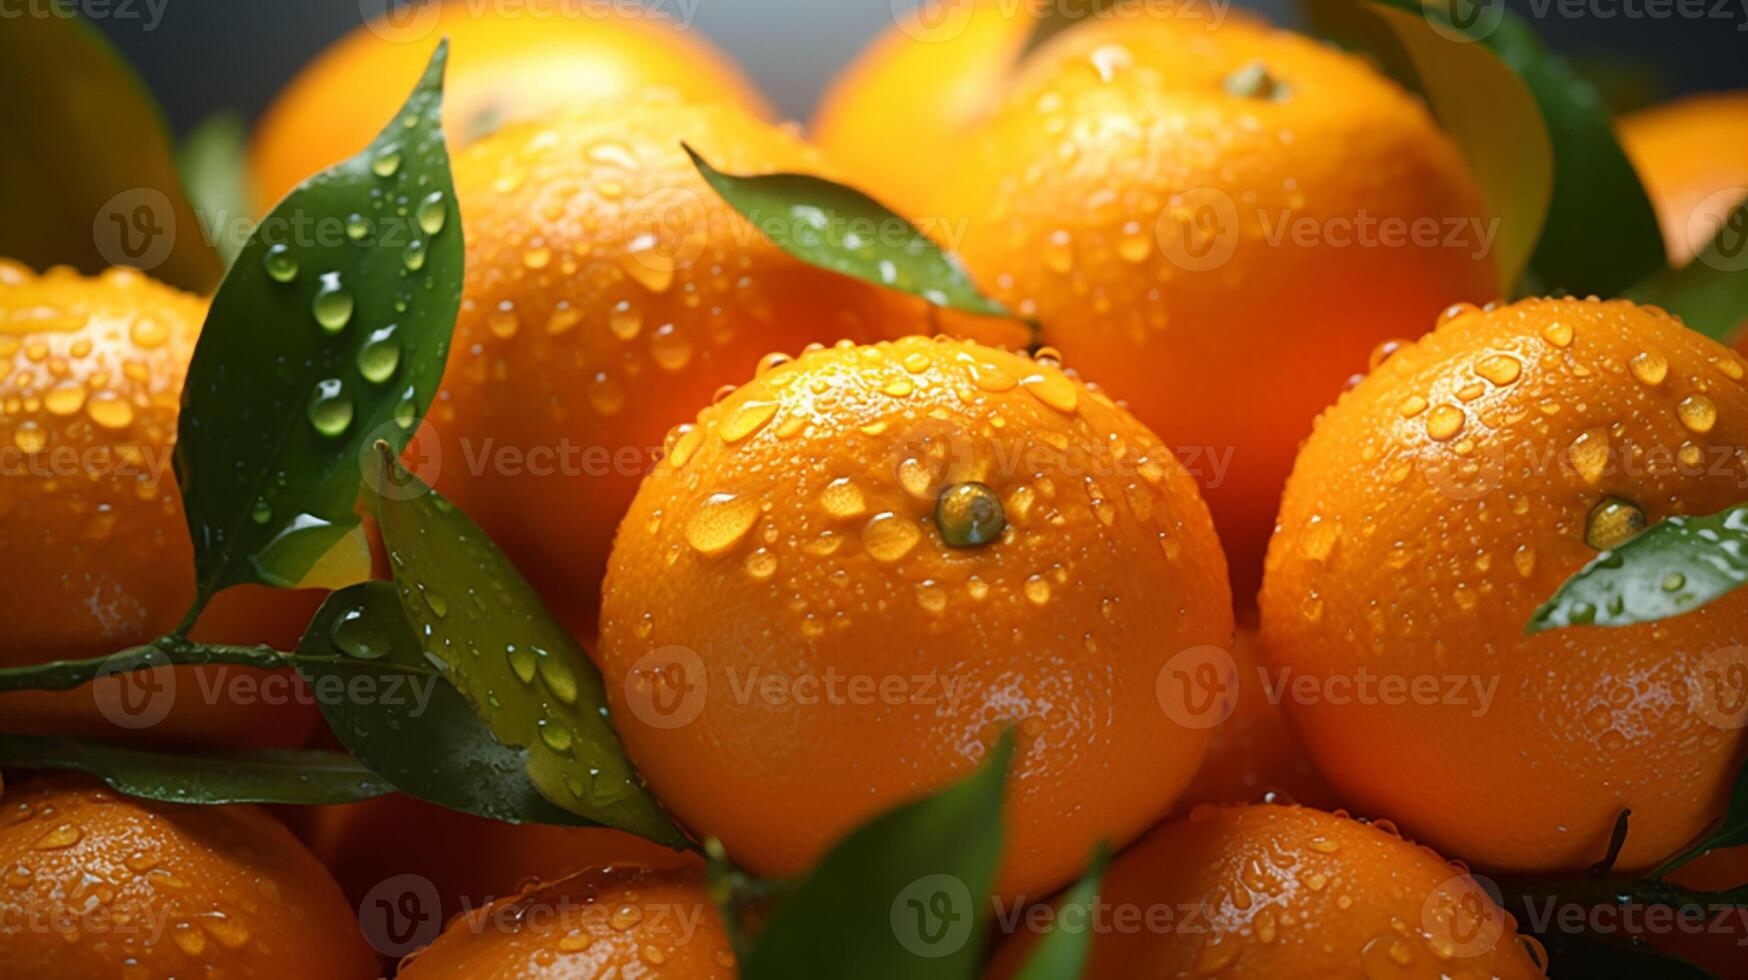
[1618,92,1748,267]
[250,0,769,208]
[988,803,1547,978]
[0,775,376,978]
[812,0,1035,217]
[395,865,735,978]
[301,793,695,928]
[1174,624,1336,813]
[597,334,1233,898]
[936,16,1498,604]
[429,99,928,637]
[0,261,324,746]
[1261,297,1748,872]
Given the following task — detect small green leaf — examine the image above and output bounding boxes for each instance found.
[0,11,221,292]
[742,731,1013,980]
[295,581,637,830]
[0,735,391,805]
[1527,503,1748,634]
[178,113,253,269]
[368,448,688,848]
[1625,196,1748,343]
[685,144,1015,321]
[1311,1,1552,295]
[175,42,461,603]
[0,640,290,694]
[1013,844,1110,980]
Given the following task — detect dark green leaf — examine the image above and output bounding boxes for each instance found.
[1013,844,1110,980]
[1659,757,1748,877]
[175,43,461,601]
[1482,13,1666,296]
[0,735,391,805]
[178,113,253,269]
[685,144,1015,321]
[295,581,637,830]
[742,731,1013,980]
[1625,197,1748,343]
[368,448,688,848]
[1527,503,1748,633]
[0,640,289,694]
[1306,1,1551,294]
[1534,928,1711,979]
[0,11,221,292]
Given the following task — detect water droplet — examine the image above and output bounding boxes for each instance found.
[1019,371,1079,413]
[538,720,573,752]
[421,586,448,618]
[1678,394,1718,434]
[1567,429,1611,484]
[685,493,760,556]
[538,654,579,705]
[1629,351,1669,386]
[649,323,693,372]
[720,400,779,443]
[744,548,778,581]
[358,325,401,383]
[263,244,298,283]
[403,238,427,271]
[608,301,642,340]
[1476,354,1522,386]
[372,148,402,177]
[862,511,921,562]
[1024,575,1052,606]
[13,422,45,453]
[345,213,373,241]
[1424,405,1465,441]
[1299,516,1339,562]
[86,394,134,430]
[44,383,86,416]
[1586,497,1645,551]
[417,191,448,235]
[936,482,1005,548]
[313,273,353,333]
[819,477,866,519]
[1662,572,1687,592]
[251,498,273,525]
[329,607,386,659]
[1541,321,1573,348]
[306,378,354,437]
[507,645,538,684]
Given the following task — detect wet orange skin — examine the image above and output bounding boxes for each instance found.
[0,775,377,979]
[250,0,769,209]
[1262,297,1748,873]
[395,865,736,979]
[0,262,325,747]
[598,335,1233,900]
[988,803,1546,978]
[934,17,1498,606]
[429,99,929,639]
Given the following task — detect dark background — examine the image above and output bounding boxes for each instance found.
[76,0,1748,135]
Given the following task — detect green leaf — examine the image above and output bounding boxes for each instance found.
[685,144,1015,321]
[0,10,221,292]
[178,113,253,269]
[174,42,461,603]
[1625,196,1748,343]
[0,735,391,805]
[0,639,290,694]
[294,581,633,830]
[1532,929,1709,979]
[1481,12,1666,297]
[367,448,688,848]
[742,731,1013,980]
[1659,758,1748,877]
[1308,1,1551,295]
[1013,844,1110,980]
[1526,503,1748,634]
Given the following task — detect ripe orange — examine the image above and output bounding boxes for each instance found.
[1261,297,1748,872]
[936,17,1498,604]
[251,0,769,209]
[596,335,1233,898]
[395,865,735,978]
[0,261,324,746]
[0,775,376,978]
[1617,92,1748,268]
[429,99,929,638]
[1174,624,1335,813]
[988,803,1547,977]
[300,793,695,928]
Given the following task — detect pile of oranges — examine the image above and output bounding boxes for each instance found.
[3,1,1746,977]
